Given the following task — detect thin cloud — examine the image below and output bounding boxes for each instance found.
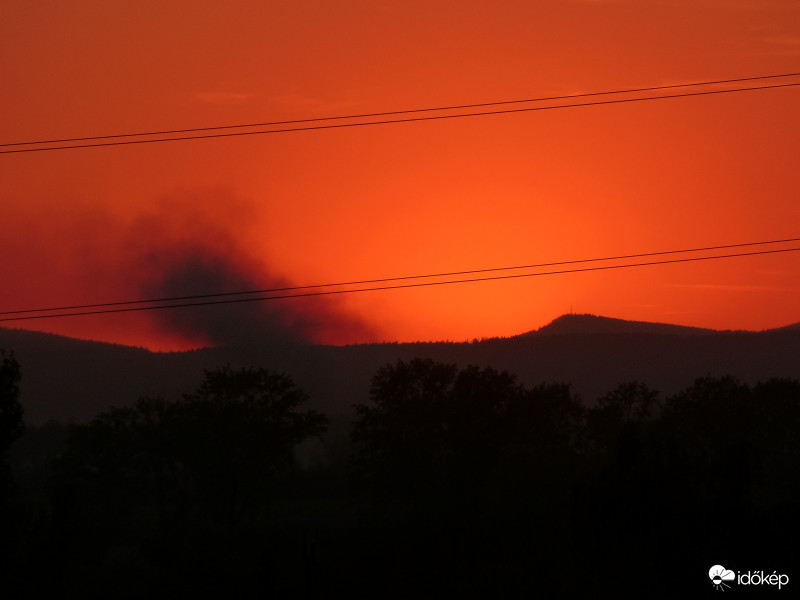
[667,283,795,293]
[196,91,255,105]
[763,36,800,47]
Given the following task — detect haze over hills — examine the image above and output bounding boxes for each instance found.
[2,313,799,425]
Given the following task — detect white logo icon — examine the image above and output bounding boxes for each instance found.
[709,565,735,591]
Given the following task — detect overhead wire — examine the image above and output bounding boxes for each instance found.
[2,71,799,149]
[2,80,799,154]
[2,236,799,317]
[1,242,798,323]
[2,72,798,324]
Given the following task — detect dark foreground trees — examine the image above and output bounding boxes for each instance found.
[49,366,326,595]
[350,362,800,597]
[350,359,587,595]
[0,352,24,583]
[5,354,800,597]
[352,358,585,492]
[578,376,800,596]
[0,352,23,460]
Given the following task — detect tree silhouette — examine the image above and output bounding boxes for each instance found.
[53,366,327,593]
[61,366,327,532]
[350,358,590,595]
[352,359,533,491]
[0,352,24,592]
[176,365,328,532]
[587,381,660,454]
[447,364,524,480]
[352,358,457,490]
[749,378,800,507]
[0,352,23,457]
[0,351,23,506]
[352,359,586,487]
[505,381,584,460]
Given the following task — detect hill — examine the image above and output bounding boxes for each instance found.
[520,313,718,336]
[2,314,799,424]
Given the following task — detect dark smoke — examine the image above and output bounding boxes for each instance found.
[128,191,378,347]
[137,242,375,346]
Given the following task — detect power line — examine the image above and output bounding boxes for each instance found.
[3,71,799,149]
[2,81,798,155]
[2,244,798,323]
[2,236,798,318]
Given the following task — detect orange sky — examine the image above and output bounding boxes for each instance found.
[2,0,799,350]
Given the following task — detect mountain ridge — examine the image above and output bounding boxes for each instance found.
[518,313,721,337]
[2,314,799,425]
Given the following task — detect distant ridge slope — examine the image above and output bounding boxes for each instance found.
[2,314,799,424]
[521,313,717,337]
[770,322,800,333]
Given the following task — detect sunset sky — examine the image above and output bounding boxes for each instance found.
[2,0,799,351]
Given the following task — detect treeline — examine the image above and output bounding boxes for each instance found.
[2,355,799,597]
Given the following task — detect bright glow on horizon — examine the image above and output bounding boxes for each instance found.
[2,1,799,351]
